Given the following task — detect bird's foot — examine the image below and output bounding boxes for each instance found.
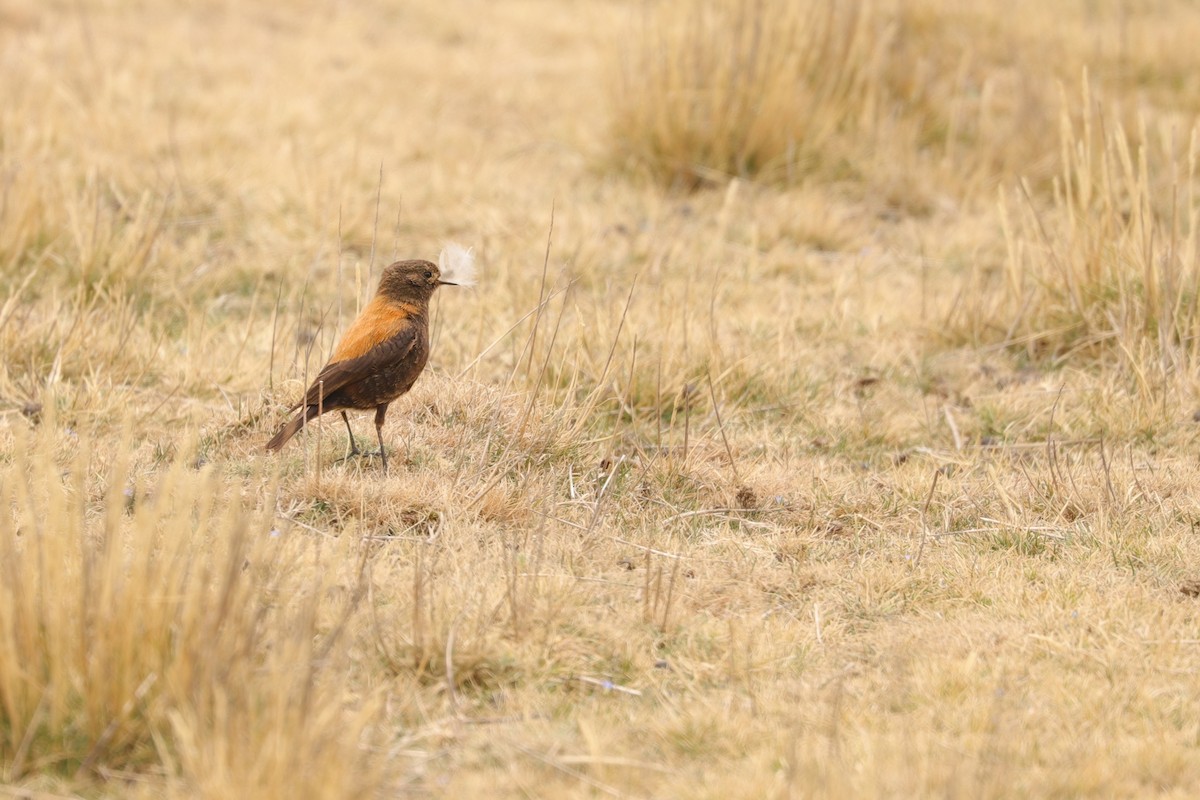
[334,446,400,474]
[341,449,388,464]
[355,449,390,474]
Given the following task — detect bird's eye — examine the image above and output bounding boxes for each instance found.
[423,271,432,279]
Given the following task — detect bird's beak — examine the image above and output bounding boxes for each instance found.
[438,280,457,286]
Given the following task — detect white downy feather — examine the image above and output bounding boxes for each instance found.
[438,242,476,287]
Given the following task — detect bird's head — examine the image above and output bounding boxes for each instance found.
[378,245,474,304]
[378,259,455,303]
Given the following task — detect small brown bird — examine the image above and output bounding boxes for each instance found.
[266,247,473,471]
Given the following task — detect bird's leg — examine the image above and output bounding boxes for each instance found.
[375,403,389,474]
[341,410,360,456]
[333,410,364,464]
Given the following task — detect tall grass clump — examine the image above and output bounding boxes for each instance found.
[609,0,898,188]
[954,83,1200,385]
[606,0,1088,199]
[0,422,386,798]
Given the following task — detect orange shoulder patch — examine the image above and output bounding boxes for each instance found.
[330,297,413,363]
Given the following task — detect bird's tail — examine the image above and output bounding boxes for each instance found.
[265,405,318,452]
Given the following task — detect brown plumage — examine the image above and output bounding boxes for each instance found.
[266,259,456,472]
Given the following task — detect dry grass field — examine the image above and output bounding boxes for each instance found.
[5,0,1200,797]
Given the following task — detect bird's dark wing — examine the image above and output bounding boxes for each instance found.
[292,321,420,410]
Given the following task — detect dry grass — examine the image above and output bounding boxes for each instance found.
[607,0,1070,199]
[4,0,1200,797]
[954,81,1200,390]
[609,0,902,188]
[0,419,383,798]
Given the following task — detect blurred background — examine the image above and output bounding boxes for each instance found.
[4,1,1200,798]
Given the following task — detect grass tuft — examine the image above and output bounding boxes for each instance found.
[953,80,1200,386]
[608,0,901,189]
[0,420,387,796]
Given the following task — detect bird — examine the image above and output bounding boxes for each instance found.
[266,245,474,472]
